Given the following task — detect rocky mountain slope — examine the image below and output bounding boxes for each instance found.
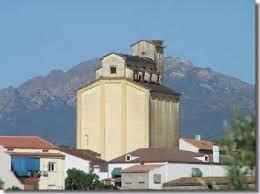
[0,57,255,146]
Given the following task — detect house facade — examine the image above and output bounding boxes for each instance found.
[76,40,181,161]
[0,136,65,190]
[59,148,108,180]
[179,137,217,154]
[108,148,228,190]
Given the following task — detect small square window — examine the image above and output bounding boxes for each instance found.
[154,174,161,184]
[48,162,56,172]
[110,66,117,74]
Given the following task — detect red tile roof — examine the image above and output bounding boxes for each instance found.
[163,176,256,187]
[181,138,216,150]
[109,148,225,164]
[60,149,106,164]
[122,164,164,173]
[0,136,58,149]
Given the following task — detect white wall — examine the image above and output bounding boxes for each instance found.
[0,151,24,190]
[38,157,65,190]
[93,166,109,180]
[148,165,167,190]
[165,163,228,183]
[179,139,199,153]
[96,68,103,79]
[115,161,227,190]
[60,152,91,177]
[101,54,125,78]
[147,162,227,189]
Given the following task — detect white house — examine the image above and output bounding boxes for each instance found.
[59,149,108,180]
[179,136,217,154]
[0,136,65,190]
[108,148,228,190]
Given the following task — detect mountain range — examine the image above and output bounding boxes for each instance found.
[0,56,255,146]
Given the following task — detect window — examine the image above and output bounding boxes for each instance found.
[154,174,161,184]
[138,181,145,184]
[48,162,56,172]
[110,66,117,74]
[125,182,132,184]
[204,155,209,162]
[42,149,49,152]
[7,148,14,151]
[191,168,202,177]
[126,154,131,161]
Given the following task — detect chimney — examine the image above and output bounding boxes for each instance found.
[195,135,201,141]
[213,145,220,163]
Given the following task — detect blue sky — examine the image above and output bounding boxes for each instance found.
[0,0,255,88]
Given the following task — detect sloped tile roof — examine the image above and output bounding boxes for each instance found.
[131,40,165,48]
[60,148,106,164]
[109,148,224,164]
[100,52,155,64]
[181,138,217,150]
[135,81,182,96]
[0,136,58,149]
[122,164,164,173]
[163,176,256,187]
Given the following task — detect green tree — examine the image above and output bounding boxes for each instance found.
[65,168,113,190]
[6,186,21,191]
[0,178,4,190]
[219,111,256,190]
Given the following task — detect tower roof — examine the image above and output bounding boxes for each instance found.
[131,40,165,48]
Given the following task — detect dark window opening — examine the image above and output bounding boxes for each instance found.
[110,66,117,74]
[154,174,161,184]
[126,155,131,161]
[48,162,56,172]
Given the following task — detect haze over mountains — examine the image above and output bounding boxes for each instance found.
[0,57,255,146]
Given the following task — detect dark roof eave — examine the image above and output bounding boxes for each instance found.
[108,160,227,165]
[130,40,165,48]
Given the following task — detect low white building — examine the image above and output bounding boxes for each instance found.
[59,149,108,180]
[108,148,228,190]
[0,136,65,190]
[179,136,217,154]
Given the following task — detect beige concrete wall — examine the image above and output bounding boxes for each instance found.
[149,94,179,149]
[78,85,101,153]
[121,172,149,189]
[96,68,102,79]
[125,68,134,80]
[131,40,156,61]
[131,41,164,83]
[101,54,125,78]
[77,79,149,161]
[125,83,149,153]
[104,83,123,160]
[39,157,65,190]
